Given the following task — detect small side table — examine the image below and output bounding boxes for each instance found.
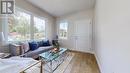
[0,53,11,59]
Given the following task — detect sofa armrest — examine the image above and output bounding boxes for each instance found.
[9,44,23,56]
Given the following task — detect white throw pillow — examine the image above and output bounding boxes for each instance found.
[21,42,30,53]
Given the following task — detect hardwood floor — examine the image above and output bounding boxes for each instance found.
[63,51,100,73]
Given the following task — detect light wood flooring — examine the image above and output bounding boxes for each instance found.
[63,51,100,73]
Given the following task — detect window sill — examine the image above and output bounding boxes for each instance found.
[59,37,68,40]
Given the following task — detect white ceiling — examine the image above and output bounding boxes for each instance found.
[27,0,95,17]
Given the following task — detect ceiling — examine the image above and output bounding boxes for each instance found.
[27,0,95,17]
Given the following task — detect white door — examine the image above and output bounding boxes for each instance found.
[73,20,92,52]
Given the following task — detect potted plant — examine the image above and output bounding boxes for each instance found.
[52,40,60,51]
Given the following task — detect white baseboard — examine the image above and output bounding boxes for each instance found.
[71,49,95,54]
[74,50,94,54]
[94,51,103,73]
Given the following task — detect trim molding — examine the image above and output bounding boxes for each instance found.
[94,51,102,73]
[70,49,94,55]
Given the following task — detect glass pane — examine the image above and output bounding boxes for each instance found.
[8,10,31,41]
[34,17,45,40]
[59,22,68,39]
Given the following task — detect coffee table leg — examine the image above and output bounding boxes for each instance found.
[40,61,43,73]
[50,60,53,73]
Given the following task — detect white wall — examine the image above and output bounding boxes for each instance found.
[94,0,130,73]
[0,21,2,32]
[0,0,2,32]
[56,9,94,52]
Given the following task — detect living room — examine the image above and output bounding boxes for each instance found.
[1,0,130,73]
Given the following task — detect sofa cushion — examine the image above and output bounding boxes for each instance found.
[42,40,51,46]
[24,46,54,57]
[29,42,38,51]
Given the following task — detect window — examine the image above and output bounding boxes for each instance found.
[59,22,68,39]
[8,10,31,41]
[8,8,46,42]
[34,16,46,40]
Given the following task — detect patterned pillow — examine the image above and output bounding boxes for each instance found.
[42,40,51,46]
[10,44,23,56]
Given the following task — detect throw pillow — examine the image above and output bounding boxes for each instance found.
[21,42,30,53]
[42,40,51,46]
[29,41,38,51]
[37,41,44,47]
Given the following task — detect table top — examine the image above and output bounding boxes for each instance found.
[39,48,68,61]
